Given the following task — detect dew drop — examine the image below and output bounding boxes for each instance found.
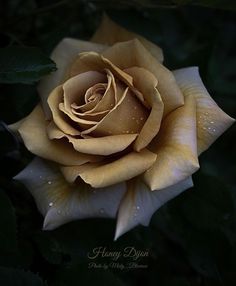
[208,127,211,130]
[49,202,54,207]
[213,128,216,132]
[136,206,140,210]
[203,127,207,130]
[210,121,214,124]
[48,181,52,185]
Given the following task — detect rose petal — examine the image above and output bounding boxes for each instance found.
[173,67,235,154]
[125,67,164,151]
[144,95,199,191]
[61,149,157,188]
[101,39,184,116]
[114,176,193,240]
[47,121,138,156]
[80,86,149,137]
[18,105,99,165]
[59,103,98,128]
[47,85,80,135]
[63,71,106,112]
[91,14,164,63]
[14,158,126,230]
[70,51,133,86]
[38,38,107,119]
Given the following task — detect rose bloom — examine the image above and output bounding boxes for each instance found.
[12,16,234,239]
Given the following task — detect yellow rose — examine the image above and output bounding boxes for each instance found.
[13,15,234,239]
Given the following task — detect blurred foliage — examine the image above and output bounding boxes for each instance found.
[0,0,235,286]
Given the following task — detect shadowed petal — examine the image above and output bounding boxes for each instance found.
[70,51,133,86]
[14,158,126,230]
[61,149,157,188]
[47,122,137,156]
[102,39,184,116]
[173,67,235,154]
[38,38,106,118]
[144,95,199,191]
[18,105,99,165]
[125,67,164,151]
[91,14,164,62]
[115,177,193,240]
[47,85,80,136]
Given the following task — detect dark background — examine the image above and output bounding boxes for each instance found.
[0,1,236,285]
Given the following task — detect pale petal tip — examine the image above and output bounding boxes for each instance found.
[114,223,127,241]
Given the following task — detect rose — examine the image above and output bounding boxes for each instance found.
[12,15,234,239]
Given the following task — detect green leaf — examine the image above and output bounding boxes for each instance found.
[0,267,46,286]
[0,47,56,84]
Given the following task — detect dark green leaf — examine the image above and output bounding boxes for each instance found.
[0,47,56,84]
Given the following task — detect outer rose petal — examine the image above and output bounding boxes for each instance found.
[14,158,126,230]
[115,177,193,240]
[91,14,164,63]
[101,39,184,116]
[144,95,199,191]
[61,149,157,188]
[173,67,235,154]
[18,105,100,165]
[38,38,106,119]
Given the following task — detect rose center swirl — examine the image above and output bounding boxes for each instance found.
[57,69,149,137]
